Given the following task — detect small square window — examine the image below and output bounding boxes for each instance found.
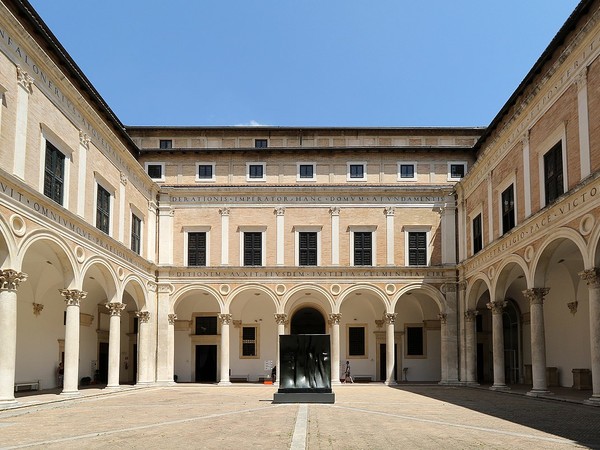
[448,162,466,181]
[195,316,217,335]
[299,164,314,179]
[255,139,268,148]
[247,163,265,181]
[398,162,417,181]
[145,163,165,181]
[196,163,215,181]
[159,140,172,149]
[350,164,364,178]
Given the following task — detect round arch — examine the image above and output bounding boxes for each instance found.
[171,284,224,313]
[588,219,600,268]
[80,257,119,302]
[337,284,389,312]
[391,283,445,313]
[465,273,492,310]
[227,284,279,312]
[17,230,78,288]
[531,228,587,286]
[281,284,335,314]
[122,275,148,311]
[494,255,530,300]
[0,214,17,268]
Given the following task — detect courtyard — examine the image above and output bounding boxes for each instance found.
[1,384,599,449]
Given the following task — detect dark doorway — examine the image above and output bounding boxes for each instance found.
[98,342,109,383]
[477,343,484,383]
[195,345,217,382]
[291,307,326,334]
[379,343,398,382]
[503,299,521,384]
[132,344,138,384]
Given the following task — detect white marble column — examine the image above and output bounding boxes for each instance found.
[59,289,87,395]
[156,285,174,384]
[106,302,126,388]
[576,68,591,179]
[464,309,479,385]
[330,207,340,265]
[13,66,33,179]
[438,313,448,383]
[220,207,230,265]
[384,313,397,385]
[0,270,27,405]
[275,207,285,265]
[384,207,395,265]
[329,313,341,385]
[135,311,152,384]
[218,313,232,385]
[441,282,459,384]
[487,300,508,390]
[523,288,550,396]
[580,268,600,405]
[275,313,287,387]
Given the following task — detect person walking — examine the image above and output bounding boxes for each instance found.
[343,360,354,383]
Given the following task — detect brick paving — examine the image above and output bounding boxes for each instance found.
[0,384,599,449]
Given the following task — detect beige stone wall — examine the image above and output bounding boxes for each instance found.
[0,54,16,172]
[587,56,600,174]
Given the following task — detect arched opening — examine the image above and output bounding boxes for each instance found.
[291,307,325,334]
[503,299,521,384]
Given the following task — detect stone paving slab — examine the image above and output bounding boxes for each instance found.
[0,384,599,449]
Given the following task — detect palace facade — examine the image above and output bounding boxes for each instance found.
[1,0,599,406]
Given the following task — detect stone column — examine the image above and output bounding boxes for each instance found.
[156,284,174,384]
[275,207,285,265]
[275,313,287,387]
[0,269,27,405]
[384,313,397,385]
[328,313,342,385]
[384,207,395,265]
[580,268,600,405]
[464,309,479,385]
[218,313,232,385]
[523,288,550,396]
[135,311,152,384]
[167,313,176,383]
[59,289,87,395]
[220,207,230,265]
[487,300,508,390]
[106,302,126,388]
[441,282,459,384]
[438,313,448,383]
[330,207,340,265]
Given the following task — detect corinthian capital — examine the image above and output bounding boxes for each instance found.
[16,66,33,93]
[274,313,288,325]
[167,313,177,325]
[328,313,342,325]
[579,268,600,288]
[464,310,479,322]
[218,313,233,325]
[59,289,87,306]
[522,288,550,305]
[106,302,126,316]
[135,311,151,323]
[384,313,397,325]
[486,300,507,315]
[0,269,28,290]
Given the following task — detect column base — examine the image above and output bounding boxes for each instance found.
[438,379,461,386]
[526,388,551,397]
[59,390,81,397]
[105,384,121,390]
[217,381,232,386]
[584,395,600,406]
[464,381,480,387]
[135,381,155,387]
[0,399,18,408]
[489,384,510,391]
[384,380,398,386]
[155,380,177,386]
[331,380,342,386]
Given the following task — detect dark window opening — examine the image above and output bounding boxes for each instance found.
[131,214,141,255]
[147,164,163,179]
[188,232,207,266]
[408,232,427,266]
[198,164,213,179]
[299,164,314,179]
[348,326,365,356]
[353,232,372,266]
[349,164,365,179]
[501,185,515,234]
[248,164,264,179]
[96,185,111,234]
[473,214,483,254]
[450,164,465,178]
[255,139,268,148]
[544,141,564,205]
[400,164,415,178]
[195,316,217,335]
[44,141,65,205]
[406,326,424,356]
[299,232,318,266]
[159,140,172,149]
[242,326,257,356]
[244,232,262,266]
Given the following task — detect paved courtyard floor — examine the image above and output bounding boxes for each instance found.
[1,384,600,449]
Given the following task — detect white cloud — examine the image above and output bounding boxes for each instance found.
[235,120,269,127]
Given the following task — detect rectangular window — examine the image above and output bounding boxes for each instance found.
[242,326,258,357]
[197,164,213,180]
[255,139,268,148]
[145,163,164,180]
[400,164,415,179]
[353,232,372,266]
[96,184,111,234]
[247,163,265,180]
[188,232,207,266]
[349,164,364,179]
[448,162,467,181]
[299,232,318,266]
[159,139,172,149]
[501,185,515,234]
[44,141,65,205]
[406,326,424,356]
[544,141,564,205]
[195,316,217,335]
[299,164,314,179]
[244,232,262,266]
[472,214,483,255]
[348,326,366,356]
[131,213,141,255]
[408,232,427,266]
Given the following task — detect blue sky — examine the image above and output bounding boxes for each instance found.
[29,0,580,127]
